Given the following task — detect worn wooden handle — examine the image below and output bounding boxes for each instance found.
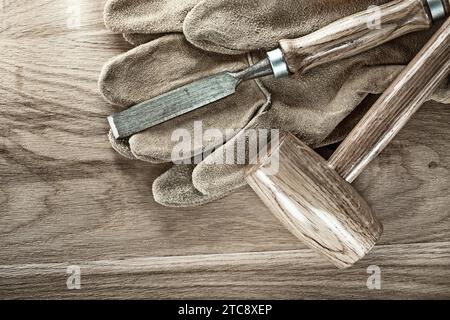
[279,0,433,74]
[329,17,450,182]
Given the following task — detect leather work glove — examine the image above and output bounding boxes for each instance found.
[100,0,450,207]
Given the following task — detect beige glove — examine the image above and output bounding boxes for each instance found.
[100,0,449,207]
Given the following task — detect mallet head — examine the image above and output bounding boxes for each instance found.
[246,133,383,269]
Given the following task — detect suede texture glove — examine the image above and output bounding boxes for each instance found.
[100,0,450,207]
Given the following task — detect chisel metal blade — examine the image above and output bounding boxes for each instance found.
[108,73,239,139]
[107,55,279,139]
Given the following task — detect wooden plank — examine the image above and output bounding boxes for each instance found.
[0,0,449,299]
[1,242,449,299]
[1,103,448,265]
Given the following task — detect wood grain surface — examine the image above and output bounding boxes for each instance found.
[0,0,449,299]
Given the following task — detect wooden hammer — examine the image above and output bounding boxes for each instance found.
[246,16,450,269]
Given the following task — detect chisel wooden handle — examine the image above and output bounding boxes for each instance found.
[329,16,450,182]
[279,0,439,75]
[246,17,449,269]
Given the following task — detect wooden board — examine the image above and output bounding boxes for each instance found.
[0,0,449,299]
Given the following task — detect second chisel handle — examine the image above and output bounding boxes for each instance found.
[279,0,433,75]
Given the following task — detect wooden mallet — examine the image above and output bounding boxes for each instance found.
[246,16,450,269]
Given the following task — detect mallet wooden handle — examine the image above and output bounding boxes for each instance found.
[246,18,449,269]
[279,0,434,75]
[329,17,450,182]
